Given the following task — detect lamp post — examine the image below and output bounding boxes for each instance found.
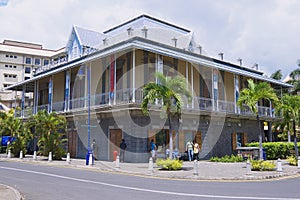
[78,66,92,165]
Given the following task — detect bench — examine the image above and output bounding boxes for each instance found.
[236,147,259,160]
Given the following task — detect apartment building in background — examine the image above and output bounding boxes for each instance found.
[0,40,65,108]
[7,14,292,162]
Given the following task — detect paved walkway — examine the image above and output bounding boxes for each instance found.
[0,155,299,200]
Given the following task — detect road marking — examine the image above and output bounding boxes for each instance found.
[1,166,299,200]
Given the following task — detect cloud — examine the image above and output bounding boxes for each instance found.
[0,0,299,77]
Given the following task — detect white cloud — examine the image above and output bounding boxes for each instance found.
[0,0,299,77]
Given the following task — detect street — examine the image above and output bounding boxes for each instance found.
[0,161,299,200]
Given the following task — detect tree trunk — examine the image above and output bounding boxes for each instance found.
[257,115,263,160]
[293,120,299,159]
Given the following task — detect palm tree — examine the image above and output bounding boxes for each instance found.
[237,79,279,160]
[277,94,300,159]
[288,68,300,95]
[270,69,283,80]
[141,72,191,159]
[28,110,67,160]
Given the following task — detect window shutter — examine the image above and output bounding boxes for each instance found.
[179,131,185,152]
[232,132,237,150]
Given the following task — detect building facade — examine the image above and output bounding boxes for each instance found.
[0,40,65,108]
[7,15,291,162]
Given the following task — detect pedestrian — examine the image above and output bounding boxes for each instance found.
[119,139,127,162]
[186,140,194,161]
[91,139,98,160]
[193,140,200,161]
[149,139,156,160]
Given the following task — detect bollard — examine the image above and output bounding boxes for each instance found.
[148,157,154,171]
[66,153,71,164]
[193,160,199,176]
[246,160,252,175]
[298,157,300,169]
[48,152,52,162]
[33,151,37,160]
[277,158,283,172]
[89,153,93,166]
[115,155,120,168]
[19,151,23,159]
[7,150,11,158]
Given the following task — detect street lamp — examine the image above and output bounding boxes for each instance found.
[78,66,92,165]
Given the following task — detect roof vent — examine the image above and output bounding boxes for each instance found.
[127,27,134,36]
[172,37,177,47]
[142,26,148,39]
[218,52,224,60]
[237,58,242,66]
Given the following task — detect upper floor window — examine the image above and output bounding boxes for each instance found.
[34,58,41,65]
[43,59,49,66]
[25,57,31,64]
[25,67,31,74]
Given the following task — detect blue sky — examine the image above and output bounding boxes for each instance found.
[0,0,299,78]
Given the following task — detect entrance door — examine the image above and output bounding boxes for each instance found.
[109,129,122,160]
[68,130,77,158]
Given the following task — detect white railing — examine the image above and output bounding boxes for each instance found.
[15,90,276,119]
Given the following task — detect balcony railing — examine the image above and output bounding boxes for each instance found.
[15,89,276,119]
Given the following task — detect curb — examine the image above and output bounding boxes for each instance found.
[0,184,22,200]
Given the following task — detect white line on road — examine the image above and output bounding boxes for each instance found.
[1,166,299,200]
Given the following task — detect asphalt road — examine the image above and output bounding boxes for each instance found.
[0,161,299,200]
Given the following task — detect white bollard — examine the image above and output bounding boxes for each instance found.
[48,152,52,162]
[33,151,37,160]
[66,153,71,164]
[89,153,93,166]
[19,151,23,159]
[246,160,252,175]
[115,155,120,168]
[148,157,154,171]
[7,150,11,158]
[298,157,300,169]
[193,160,199,176]
[277,158,283,172]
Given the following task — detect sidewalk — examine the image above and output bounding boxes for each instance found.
[0,184,22,200]
[0,155,299,200]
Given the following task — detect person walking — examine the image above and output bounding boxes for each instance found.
[91,139,98,161]
[193,140,200,161]
[119,139,127,162]
[186,140,194,161]
[149,139,156,160]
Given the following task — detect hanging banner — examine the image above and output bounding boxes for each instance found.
[110,55,115,99]
[64,70,70,110]
[48,77,52,112]
[235,74,239,102]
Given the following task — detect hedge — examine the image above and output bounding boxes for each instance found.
[247,142,300,160]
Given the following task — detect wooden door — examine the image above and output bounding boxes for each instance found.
[68,130,77,158]
[109,129,122,160]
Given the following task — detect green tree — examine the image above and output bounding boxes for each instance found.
[237,79,279,160]
[287,63,300,95]
[28,110,67,160]
[0,110,31,156]
[141,72,191,159]
[277,94,300,159]
[270,69,283,80]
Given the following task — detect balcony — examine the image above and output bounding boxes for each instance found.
[16,88,276,119]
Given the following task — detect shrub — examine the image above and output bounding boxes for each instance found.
[251,160,276,171]
[156,158,183,170]
[210,154,243,163]
[247,142,299,160]
[287,156,297,166]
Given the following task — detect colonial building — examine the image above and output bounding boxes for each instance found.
[7,14,291,162]
[0,40,65,108]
